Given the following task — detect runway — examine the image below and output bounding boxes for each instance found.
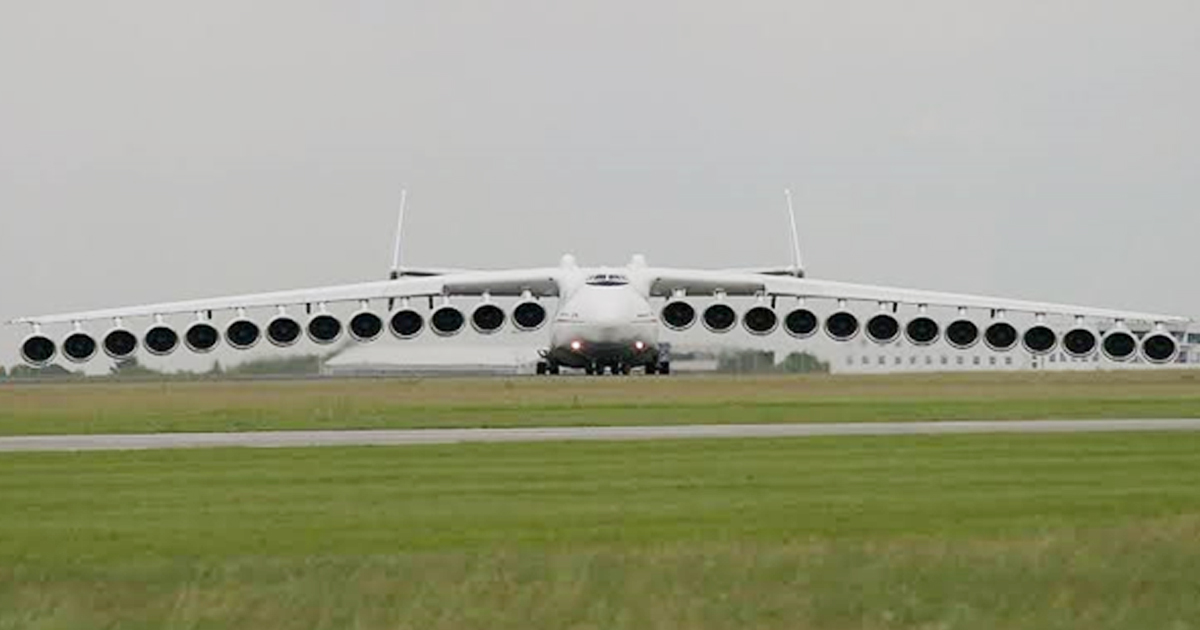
[2,419,1200,452]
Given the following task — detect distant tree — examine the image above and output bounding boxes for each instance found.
[777,352,830,374]
[716,350,830,375]
[225,355,324,376]
[206,360,225,376]
[7,364,82,379]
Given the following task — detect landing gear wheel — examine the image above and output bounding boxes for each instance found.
[658,362,671,376]
[549,364,561,376]
[536,362,548,376]
[645,363,658,375]
[585,365,596,376]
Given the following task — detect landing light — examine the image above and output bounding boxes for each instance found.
[634,341,646,351]
[570,340,583,352]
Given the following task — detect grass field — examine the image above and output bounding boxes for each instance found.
[1,370,1200,436]
[2,433,1199,629]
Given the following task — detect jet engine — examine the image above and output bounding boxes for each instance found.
[431,306,466,337]
[984,322,1019,352]
[350,310,385,342]
[62,332,98,363]
[945,320,980,349]
[1022,324,1057,355]
[267,315,303,347]
[1062,327,1099,358]
[103,328,139,360]
[144,325,180,356]
[825,311,860,342]
[185,322,221,353]
[307,314,343,345]
[904,317,940,346]
[866,313,901,345]
[784,308,819,338]
[471,304,507,335]
[225,319,262,350]
[20,334,57,367]
[743,306,779,336]
[1101,328,1138,362]
[661,301,697,331]
[703,304,737,333]
[513,302,548,331]
[1141,331,1179,364]
[389,309,425,339]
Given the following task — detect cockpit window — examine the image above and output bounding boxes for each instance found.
[586,274,630,286]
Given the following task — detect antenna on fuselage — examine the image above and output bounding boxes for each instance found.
[784,188,805,278]
[389,189,408,280]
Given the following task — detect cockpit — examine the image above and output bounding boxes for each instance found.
[586,273,630,287]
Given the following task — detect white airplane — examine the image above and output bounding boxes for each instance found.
[9,191,1192,374]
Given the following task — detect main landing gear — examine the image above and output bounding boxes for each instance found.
[536,361,670,376]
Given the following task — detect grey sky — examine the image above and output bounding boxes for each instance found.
[2,1,1198,368]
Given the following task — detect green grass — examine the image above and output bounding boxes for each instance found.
[2,433,1200,629]
[2,371,1200,435]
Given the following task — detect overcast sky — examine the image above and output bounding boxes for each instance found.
[1,1,1197,369]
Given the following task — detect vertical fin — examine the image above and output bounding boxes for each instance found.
[389,189,408,281]
[784,188,805,277]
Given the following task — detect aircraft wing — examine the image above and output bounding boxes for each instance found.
[647,269,1191,325]
[10,268,565,326]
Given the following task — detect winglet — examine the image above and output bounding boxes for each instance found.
[389,189,408,280]
[784,188,805,277]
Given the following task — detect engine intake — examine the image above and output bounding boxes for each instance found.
[21,335,57,367]
[185,322,221,353]
[905,317,940,346]
[1062,328,1098,358]
[1141,332,1179,364]
[1101,330,1137,362]
[389,309,425,339]
[350,311,385,342]
[267,316,302,347]
[1022,325,1057,355]
[226,319,262,350]
[703,304,737,333]
[104,329,138,359]
[513,302,548,331]
[867,314,900,344]
[307,315,343,345]
[661,301,697,331]
[985,322,1018,352]
[825,312,860,342]
[431,306,466,336]
[743,306,778,336]
[63,332,98,363]
[471,304,506,334]
[784,309,819,338]
[144,326,180,356]
[946,320,980,349]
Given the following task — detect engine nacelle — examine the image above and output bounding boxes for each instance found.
[144,326,180,356]
[349,310,385,343]
[904,317,940,346]
[20,334,57,367]
[104,328,139,360]
[784,309,819,339]
[267,316,303,347]
[702,304,737,333]
[62,332,98,363]
[825,311,860,342]
[945,320,980,349]
[985,322,1019,352]
[471,304,506,335]
[185,322,221,353]
[1062,327,1098,358]
[389,309,425,339]
[1101,328,1138,362]
[866,313,900,345]
[743,306,778,336]
[661,301,697,331]
[431,306,466,337]
[226,319,262,351]
[307,314,343,345]
[513,302,548,331]
[1022,324,1058,355]
[1141,331,1179,364]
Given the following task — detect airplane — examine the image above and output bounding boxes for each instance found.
[8,190,1193,375]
